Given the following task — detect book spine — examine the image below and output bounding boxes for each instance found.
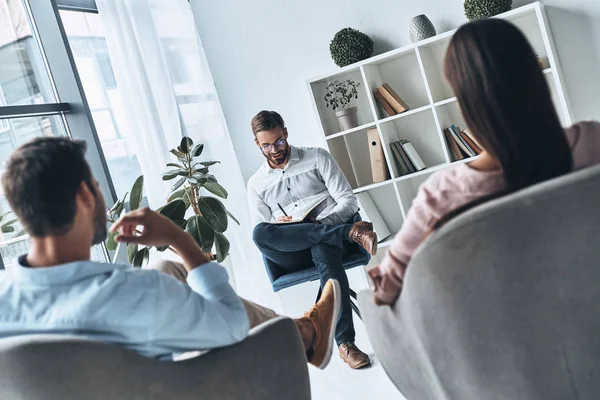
[396,141,416,173]
[462,128,483,153]
[443,128,463,161]
[373,91,396,117]
[450,125,475,157]
[383,83,410,112]
[377,86,409,114]
[460,131,482,155]
[401,141,426,171]
[390,142,409,176]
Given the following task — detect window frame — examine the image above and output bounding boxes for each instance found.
[0,0,121,266]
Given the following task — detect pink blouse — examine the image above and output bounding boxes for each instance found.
[370,121,600,305]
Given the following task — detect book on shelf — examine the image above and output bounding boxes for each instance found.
[449,125,476,157]
[367,128,390,183]
[400,140,426,171]
[377,84,409,114]
[463,128,483,151]
[443,128,466,162]
[460,131,482,155]
[373,90,397,117]
[390,141,414,175]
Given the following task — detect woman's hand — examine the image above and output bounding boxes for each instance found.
[276,216,293,223]
[368,264,404,306]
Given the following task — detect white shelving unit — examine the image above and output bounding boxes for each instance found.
[307,2,572,255]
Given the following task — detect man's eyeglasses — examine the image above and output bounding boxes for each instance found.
[260,138,287,153]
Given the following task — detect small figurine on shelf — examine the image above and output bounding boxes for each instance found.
[324,79,361,131]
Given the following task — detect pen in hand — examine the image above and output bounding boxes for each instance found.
[277,203,288,217]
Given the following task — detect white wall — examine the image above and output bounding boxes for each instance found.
[190,0,600,183]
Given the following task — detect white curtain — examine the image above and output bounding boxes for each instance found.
[96,0,281,311]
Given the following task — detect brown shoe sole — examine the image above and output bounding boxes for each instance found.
[314,279,341,369]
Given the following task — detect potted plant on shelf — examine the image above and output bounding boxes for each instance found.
[106,136,239,267]
[324,79,361,131]
[464,0,512,20]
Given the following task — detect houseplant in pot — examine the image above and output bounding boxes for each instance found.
[106,136,239,267]
[464,0,512,20]
[324,79,361,131]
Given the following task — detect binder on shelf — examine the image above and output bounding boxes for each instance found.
[444,128,466,161]
[449,125,476,157]
[367,128,390,183]
[401,140,426,171]
[356,192,392,243]
[373,90,397,117]
[377,84,409,114]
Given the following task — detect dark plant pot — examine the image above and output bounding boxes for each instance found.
[335,107,359,131]
[409,15,436,43]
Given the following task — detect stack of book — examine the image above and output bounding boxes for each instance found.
[374,83,409,117]
[389,140,426,176]
[443,125,482,161]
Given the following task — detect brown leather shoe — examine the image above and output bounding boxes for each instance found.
[349,221,378,256]
[303,279,341,369]
[339,342,371,369]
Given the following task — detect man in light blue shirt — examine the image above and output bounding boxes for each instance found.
[0,137,340,369]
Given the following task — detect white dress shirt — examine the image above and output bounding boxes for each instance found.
[247,146,358,227]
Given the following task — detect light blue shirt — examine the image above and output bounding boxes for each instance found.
[0,257,249,360]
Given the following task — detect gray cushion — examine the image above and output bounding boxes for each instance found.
[360,164,600,400]
[0,317,310,400]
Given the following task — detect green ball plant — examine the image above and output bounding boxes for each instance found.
[464,0,512,20]
[329,28,374,68]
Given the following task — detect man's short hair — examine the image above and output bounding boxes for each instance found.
[2,137,96,237]
[251,110,285,136]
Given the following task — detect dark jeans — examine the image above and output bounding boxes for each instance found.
[252,220,355,345]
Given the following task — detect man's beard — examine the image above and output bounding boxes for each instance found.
[264,143,290,166]
[91,195,108,246]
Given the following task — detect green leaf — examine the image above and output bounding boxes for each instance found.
[170,149,185,158]
[197,196,228,233]
[214,232,230,262]
[156,245,169,252]
[171,177,186,191]
[186,215,215,253]
[132,247,148,268]
[168,189,192,209]
[129,176,144,211]
[205,174,217,182]
[203,181,228,199]
[14,229,26,238]
[157,199,187,222]
[162,170,186,181]
[1,218,18,227]
[1,225,15,233]
[127,243,139,264]
[166,163,184,169]
[180,137,193,154]
[199,161,220,167]
[198,167,210,174]
[225,209,240,225]
[187,175,206,185]
[191,143,204,157]
[0,212,11,222]
[106,231,118,251]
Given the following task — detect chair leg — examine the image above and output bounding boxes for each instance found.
[349,288,358,300]
[315,286,322,304]
[350,298,362,320]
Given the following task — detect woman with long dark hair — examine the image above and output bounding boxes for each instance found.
[369,19,600,305]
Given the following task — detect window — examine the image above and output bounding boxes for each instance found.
[0,1,112,267]
[60,10,143,199]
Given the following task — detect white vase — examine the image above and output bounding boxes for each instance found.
[335,107,359,131]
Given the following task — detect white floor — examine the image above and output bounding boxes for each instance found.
[277,271,406,400]
[308,314,406,400]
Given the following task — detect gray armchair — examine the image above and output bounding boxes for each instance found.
[360,165,600,400]
[0,317,310,400]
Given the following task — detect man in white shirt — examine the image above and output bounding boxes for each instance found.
[247,110,377,369]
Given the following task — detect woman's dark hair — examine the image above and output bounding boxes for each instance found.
[436,19,572,228]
